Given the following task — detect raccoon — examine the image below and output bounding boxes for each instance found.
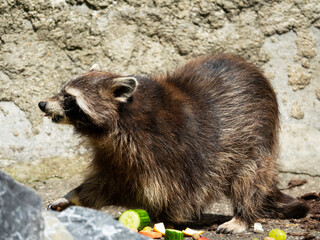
[38,54,309,233]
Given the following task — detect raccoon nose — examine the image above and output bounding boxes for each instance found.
[38,101,47,112]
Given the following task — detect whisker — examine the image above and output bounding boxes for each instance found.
[64,108,73,112]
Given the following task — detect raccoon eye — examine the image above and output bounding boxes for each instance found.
[64,93,73,99]
[63,95,76,109]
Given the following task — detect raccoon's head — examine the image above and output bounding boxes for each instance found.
[38,65,138,134]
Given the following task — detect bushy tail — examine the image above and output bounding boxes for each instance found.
[260,187,309,219]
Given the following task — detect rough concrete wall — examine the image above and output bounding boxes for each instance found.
[0,0,319,175]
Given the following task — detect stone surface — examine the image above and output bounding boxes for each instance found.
[279,124,320,175]
[290,103,304,120]
[317,87,320,100]
[0,0,319,175]
[43,211,74,240]
[262,29,320,175]
[55,206,149,240]
[0,170,43,240]
[0,101,83,165]
[287,65,311,91]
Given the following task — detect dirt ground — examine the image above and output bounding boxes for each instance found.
[3,157,320,240]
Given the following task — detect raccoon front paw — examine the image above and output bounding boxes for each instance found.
[47,198,71,211]
[216,217,248,234]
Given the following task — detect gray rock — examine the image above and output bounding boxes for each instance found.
[42,211,74,240]
[54,206,149,240]
[0,170,43,240]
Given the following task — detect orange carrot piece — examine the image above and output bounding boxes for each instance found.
[139,231,162,239]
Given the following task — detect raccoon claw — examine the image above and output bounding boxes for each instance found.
[216,226,232,234]
[216,217,247,234]
[47,198,71,211]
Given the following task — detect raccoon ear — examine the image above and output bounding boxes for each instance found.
[89,63,100,72]
[111,77,138,102]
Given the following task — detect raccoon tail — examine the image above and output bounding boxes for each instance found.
[260,187,309,219]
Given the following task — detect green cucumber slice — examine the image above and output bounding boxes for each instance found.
[118,209,150,231]
[165,229,184,240]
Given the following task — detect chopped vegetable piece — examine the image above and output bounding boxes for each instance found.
[192,233,200,240]
[142,226,153,232]
[139,231,162,239]
[165,229,183,240]
[119,209,150,231]
[253,223,264,233]
[268,229,286,240]
[154,222,166,236]
[182,227,204,236]
[199,237,210,240]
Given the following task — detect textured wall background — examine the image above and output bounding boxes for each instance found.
[0,0,319,175]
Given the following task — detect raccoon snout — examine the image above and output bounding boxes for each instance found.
[38,101,47,112]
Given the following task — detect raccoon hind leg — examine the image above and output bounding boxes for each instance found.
[217,160,276,233]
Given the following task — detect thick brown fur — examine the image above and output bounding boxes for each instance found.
[39,54,309,233]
